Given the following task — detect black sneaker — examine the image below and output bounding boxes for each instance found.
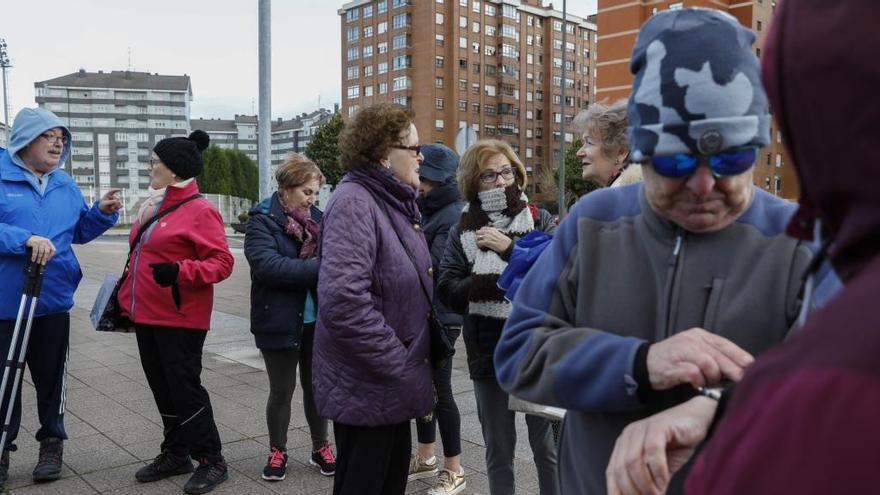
[33,437,63,482]
[136,451,194,483]
[0,450,9,487]
[184,457,228,494]
[310,443,336,476]
[261,446,287,481]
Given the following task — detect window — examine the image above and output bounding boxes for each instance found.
[393,0,407,7]
[393,34,408,49]
[484,85,496,96]
[363,26,373,38]
[566,23,575,35]
[393,96,409,106]
[485,24,496,36]
[553,19,562,31]
[347,27,359,42]
[473,1,480,13]
[436,13,444,24]
[485,4,496,16]
[459,79,467,90]
[484,104,496,115]
[393,76,411,91]
[472,103,480,114]
[757,20,763,31]
[347,85,360,99]
[459,100,467,110]
[435,120,445,130]
[472,62,480,74]
[501,44,518,58]
[459,0,467,5]
[378,82,388,94]
[458,36,466,48]
[436,77,444,88]
[364,65,374,77]
[527,53,533,64]
[364,5,373,18]
[346,8,359,22]
[472,83,480,94]
[378,41,388,53]
[472,21,480,33]
[502,4,517,20]
[347,66,360,80]
[378,61,388,74]
[364,85,374,97]
[363,45,374,58]
[459,58,467,69]
[378,1,387,13]
[347,47,359,61]
[566,41,575,53]
[436,34,445,46]
[502,24,518,40]
[472,41,480,53]
[459,16,467,28]
[393,13,410,28]
[669,2,684,10]
[484,45,496,56]
[378,22,388,34]
[435,98,444,109]
[436,56,445,67]
[393,55,411,69]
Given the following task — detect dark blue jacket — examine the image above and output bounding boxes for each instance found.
[418,182,465,327]
[244,193,321,349]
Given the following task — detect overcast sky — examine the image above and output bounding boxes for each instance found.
[1,0,597,122]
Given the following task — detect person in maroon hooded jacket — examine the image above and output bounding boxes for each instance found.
[118,131,234,495]
[312,103,434,495]
[604,1,878,494]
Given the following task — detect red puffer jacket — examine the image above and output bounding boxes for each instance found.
[118,180,234,330]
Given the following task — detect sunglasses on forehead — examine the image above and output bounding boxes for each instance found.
[648,147,759,178]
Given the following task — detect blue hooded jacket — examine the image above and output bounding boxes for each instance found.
[0,107,118,319]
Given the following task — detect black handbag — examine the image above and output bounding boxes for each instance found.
[94,194,202,332]
[372,197,456,370]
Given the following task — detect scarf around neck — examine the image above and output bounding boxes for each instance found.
[460,183,535,319]
[284,204,321,259]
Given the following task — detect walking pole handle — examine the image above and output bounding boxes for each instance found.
[23,261,45,298]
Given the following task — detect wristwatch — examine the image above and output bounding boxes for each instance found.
[696,386,723,401]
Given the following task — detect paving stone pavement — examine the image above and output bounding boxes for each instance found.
[4,234,547,494]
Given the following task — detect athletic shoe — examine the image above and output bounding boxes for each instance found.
[261,447,288,481]
[135,451,194,483]
[407,454,438,481]
[428,468,467,495]
[309,443,336,476]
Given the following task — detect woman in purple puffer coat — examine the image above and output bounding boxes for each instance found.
[312,102,433,495]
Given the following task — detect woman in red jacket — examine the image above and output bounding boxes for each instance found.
[117,130,234,495]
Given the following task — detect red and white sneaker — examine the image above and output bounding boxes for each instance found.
[309,443,336,476]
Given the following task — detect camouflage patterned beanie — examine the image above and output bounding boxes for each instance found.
[627,8,770,162]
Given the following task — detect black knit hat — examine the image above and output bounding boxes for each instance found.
[153,130,210,179]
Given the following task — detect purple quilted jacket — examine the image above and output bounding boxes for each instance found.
[313,167,433,426]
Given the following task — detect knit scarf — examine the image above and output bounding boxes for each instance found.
[460,184,535,319]
[284,207,321,259]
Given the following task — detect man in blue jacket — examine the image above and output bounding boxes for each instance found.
[0,107,121,486]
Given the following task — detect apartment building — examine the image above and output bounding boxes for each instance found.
[595,0,795,199]
[34,69,191,203]
[339,0,597,200]
[193,108,333,173]
[193,114,258,162]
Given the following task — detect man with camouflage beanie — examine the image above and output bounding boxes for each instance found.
[493,7,837,494]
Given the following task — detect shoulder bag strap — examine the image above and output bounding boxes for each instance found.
[121,193,202,274]
[368,192,434,307]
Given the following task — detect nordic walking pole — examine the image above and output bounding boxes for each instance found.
[0,261,45,452]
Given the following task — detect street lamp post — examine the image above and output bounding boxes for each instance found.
[258,0,272,200]
[0,39,11,134]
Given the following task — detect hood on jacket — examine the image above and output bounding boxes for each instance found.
[7,108,72,169]
[763,0,879,281]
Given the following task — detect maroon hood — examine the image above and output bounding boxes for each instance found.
[762,0,880,281]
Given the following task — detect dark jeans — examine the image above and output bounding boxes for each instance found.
[416,326,462,457]
[333,421,410,495]
[0,312,70,452]
[136,325,222,460]
[473,378,560,495]
[261,323,328,451]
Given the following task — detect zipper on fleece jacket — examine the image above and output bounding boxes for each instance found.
[660,229,685,340]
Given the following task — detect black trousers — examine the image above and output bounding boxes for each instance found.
[416,326,462,457]
[136,325,222,460]
[0,312,70,452]
[333,421,411,495]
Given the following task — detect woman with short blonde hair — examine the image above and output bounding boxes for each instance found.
[573,99,631,187]
[244,151,335,482]
[438,139,559,495]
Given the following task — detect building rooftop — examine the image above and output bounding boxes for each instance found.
[191,118,237,133]
[35,69,191,92]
